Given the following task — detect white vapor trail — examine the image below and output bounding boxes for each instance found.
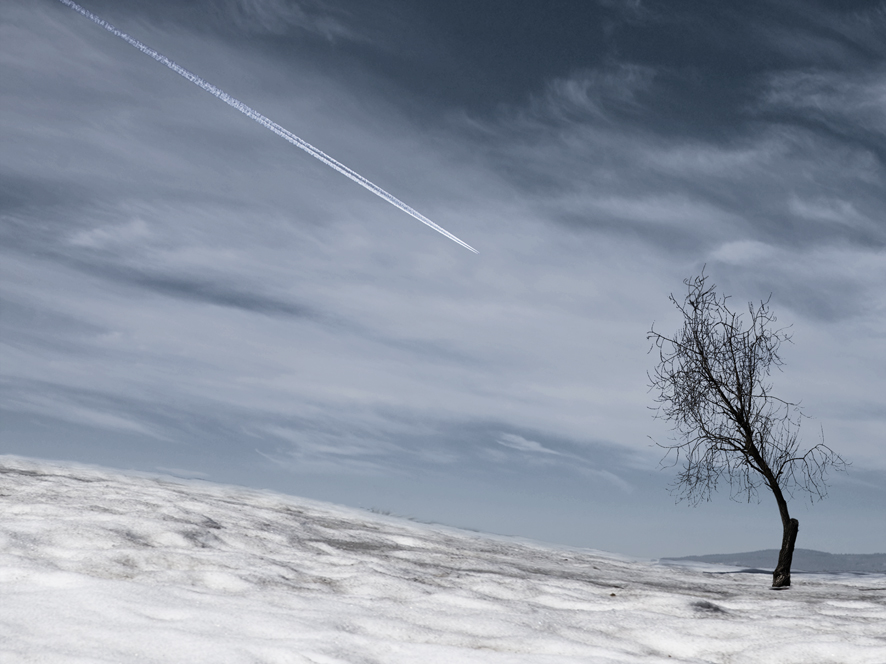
[57,0,478,254]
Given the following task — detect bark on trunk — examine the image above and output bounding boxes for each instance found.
[772,517,799,588]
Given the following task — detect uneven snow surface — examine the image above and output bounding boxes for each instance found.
[2,457,884,663]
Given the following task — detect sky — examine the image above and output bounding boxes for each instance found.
[1,0,884,558]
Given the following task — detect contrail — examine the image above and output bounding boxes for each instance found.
[57,0,478,254]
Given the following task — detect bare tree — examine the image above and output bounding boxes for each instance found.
[647,271,845,588]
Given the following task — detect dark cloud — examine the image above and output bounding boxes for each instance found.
[80,263,320,318]
[0,174,90,217]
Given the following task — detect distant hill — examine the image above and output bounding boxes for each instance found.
[661,549,886,574]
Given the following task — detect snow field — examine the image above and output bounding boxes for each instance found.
[1,456,884,663]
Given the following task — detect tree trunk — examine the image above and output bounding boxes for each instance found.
[772,517,798,588]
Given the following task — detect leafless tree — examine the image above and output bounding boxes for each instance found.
[647,271,846,588]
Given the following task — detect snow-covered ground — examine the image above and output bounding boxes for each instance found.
[2,456,884,664]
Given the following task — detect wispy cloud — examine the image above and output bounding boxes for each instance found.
[495,433,634,493]
[709,240,776,266]
[761,68,886,136]
[0,380,162,439]
[68,218,153,249]
[787,194,876,230]
[496,433,563,456]
[536,64,657,123]
[222,0,362,42]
